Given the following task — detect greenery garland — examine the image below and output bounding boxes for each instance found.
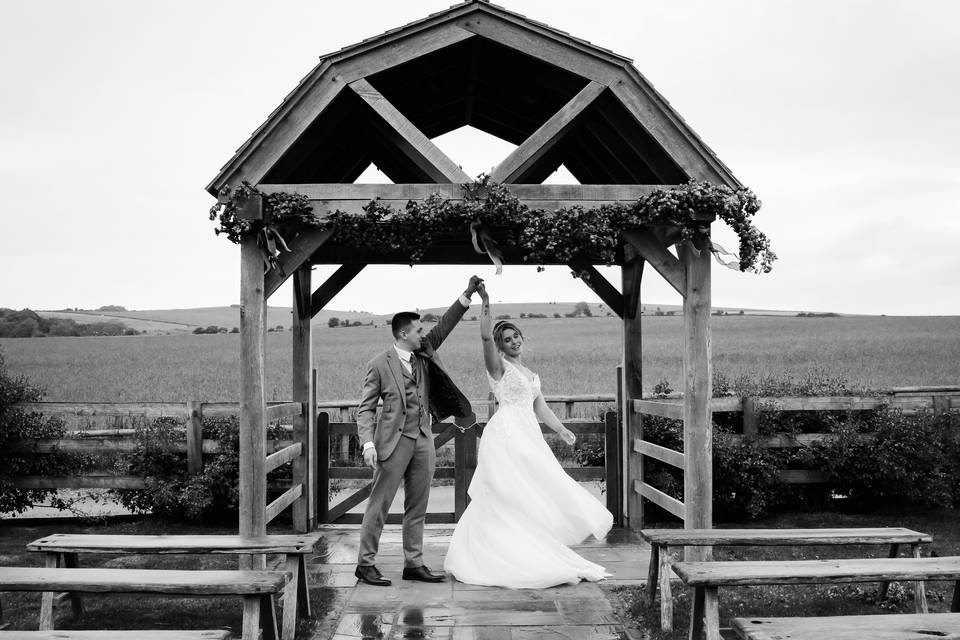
[210,177,776,273]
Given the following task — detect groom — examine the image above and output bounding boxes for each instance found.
[354,275,482,586]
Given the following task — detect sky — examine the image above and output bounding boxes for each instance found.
[1,0,958,316]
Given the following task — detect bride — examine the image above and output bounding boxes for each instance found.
[443,283,613,588]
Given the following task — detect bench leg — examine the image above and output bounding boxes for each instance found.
[952,580,960,613]
[261,594,279,640]
[63,552,84,620]
[688,586,704,640]
[39,553,59,630]
[660,549,673,632]
[878,543,899,599]
[242,595,261,640]
[296,554,311,618]
[703,587,721,640]
[282,555,300,640]
[911,543,928,614]
[647,544,660,606]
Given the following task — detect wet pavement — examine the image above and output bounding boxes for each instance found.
[307,524,652,640]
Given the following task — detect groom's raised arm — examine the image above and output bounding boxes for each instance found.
[424,275,482,351]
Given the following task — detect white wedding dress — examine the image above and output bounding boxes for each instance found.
[443,360,613,588]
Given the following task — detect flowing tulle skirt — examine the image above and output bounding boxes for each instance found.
[443,403,614,588]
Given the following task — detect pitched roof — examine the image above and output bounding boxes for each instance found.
[207,0,739,195]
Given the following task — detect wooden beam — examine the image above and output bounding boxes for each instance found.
[568,262,623,318]
[258,183,670,202]
[209,22,476,193]
[490,81,606,183]
[265,484,303,524]
[635,480,685,520]
[263,229,334,300]
[349,78,470,184]
[311,264,366,317]
[456,12,620,85]
[617,66,740,187]
[239,195,267,569]
[681,241,713,560]
[622,229,685,296]
[265,443,303,474]
[634,439,685,470]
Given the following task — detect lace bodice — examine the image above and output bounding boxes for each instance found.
[488,360,541,408]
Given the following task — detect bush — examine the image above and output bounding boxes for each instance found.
[627,370,960,521]
[0,349,82,515]
[815,408,960,510]
[115,415,289,522]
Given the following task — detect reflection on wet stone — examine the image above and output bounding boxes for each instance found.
[360,612,385,639]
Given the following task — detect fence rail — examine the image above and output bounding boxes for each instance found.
[8,386,958,494]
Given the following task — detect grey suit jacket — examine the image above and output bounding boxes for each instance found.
[356,298,469,460]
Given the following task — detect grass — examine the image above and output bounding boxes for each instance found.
[2,315,959,409]
[0,517,333,637]
[612,509,960,639]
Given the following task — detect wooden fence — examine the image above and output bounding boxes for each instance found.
[7,386,958,504]
[632,385,960,518]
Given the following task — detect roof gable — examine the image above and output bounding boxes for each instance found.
[207,1,739,195]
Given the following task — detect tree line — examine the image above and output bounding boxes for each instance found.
[0,309,139,338]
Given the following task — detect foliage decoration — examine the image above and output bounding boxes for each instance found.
[211,177,776,274]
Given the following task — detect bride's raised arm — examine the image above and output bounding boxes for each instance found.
[478,284,504,381]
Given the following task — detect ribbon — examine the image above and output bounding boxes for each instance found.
[709,241,742,271]
[257,226,291,276]
[469,221,504,275]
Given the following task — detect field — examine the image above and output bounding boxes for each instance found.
[2,314,959,405]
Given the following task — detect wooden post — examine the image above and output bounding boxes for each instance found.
[604,410,620,517]
[742,397,758,438]
[186,400,203,475]
[309,369,318,529]
[622,255,644,530]
[681,241,712,561]
[316,409,330,524]
[291,266,312,532]
[616,365,627,526]
[238,193,266,570]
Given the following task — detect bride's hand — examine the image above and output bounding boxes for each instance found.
[560,428,576,446]
[477,282,489,302]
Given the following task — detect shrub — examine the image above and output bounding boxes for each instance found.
[115,415,289,522]
[0,349,82,515]
[814,408,960,510]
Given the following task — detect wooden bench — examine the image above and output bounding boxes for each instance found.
[26,533,321,640]
[642,527,932,631]
[731,612,960,640]
[0,632,231,639]
[0,567,288,640]
[672,556,960,640]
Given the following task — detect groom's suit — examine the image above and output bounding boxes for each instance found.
[356,297,473,569]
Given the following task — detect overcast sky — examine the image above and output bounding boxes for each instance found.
[1,0,957,316]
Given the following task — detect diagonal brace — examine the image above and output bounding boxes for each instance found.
[491,81,606,183]
[311,264,366,317]
[349,78,470,184]
[568,262,624,318]
[622,229,685,296]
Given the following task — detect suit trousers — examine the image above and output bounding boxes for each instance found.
[357,430,436,568]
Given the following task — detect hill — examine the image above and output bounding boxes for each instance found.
[35,301,807,335]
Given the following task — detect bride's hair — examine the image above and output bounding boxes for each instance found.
[492,320,523,351]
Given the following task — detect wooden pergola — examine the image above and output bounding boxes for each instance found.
[206,0,742,553]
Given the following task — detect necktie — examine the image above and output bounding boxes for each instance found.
[409,353,418,382]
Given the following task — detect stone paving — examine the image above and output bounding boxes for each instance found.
[306,524,652,640]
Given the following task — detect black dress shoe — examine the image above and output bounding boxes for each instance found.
[355,565,392,586]
[402,565,445,583]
